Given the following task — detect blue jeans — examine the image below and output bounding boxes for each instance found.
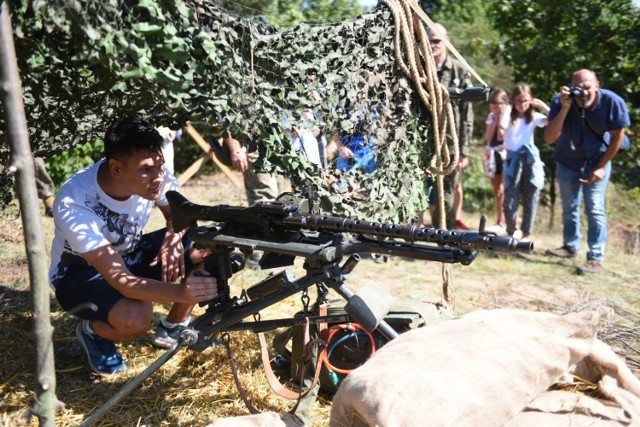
[556,161,611,263]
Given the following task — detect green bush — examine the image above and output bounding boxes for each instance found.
[462,143,494,216]
[45,140,104,188]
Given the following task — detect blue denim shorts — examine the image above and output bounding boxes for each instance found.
[54,228,194,322]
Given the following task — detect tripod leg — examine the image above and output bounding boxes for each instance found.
[79,343,184,426]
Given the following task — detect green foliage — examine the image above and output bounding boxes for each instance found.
[460,146,493,214]
[608,183,640,223]
[488,0,640,100]
[0,0,434,220]
[301,0,364,23]
[422,0,487,24]
[44,140,104,188]
[217,0,364,27]
[487,0,640,188]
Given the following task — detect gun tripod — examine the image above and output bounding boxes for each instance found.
[79,246,397,426]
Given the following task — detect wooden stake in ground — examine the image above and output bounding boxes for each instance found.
[178,153,210,186]
[183,123,243,189]
[0,2,62,425]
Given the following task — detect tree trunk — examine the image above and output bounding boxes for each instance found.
[0,3,61,425]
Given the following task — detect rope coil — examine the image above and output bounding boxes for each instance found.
[379,0,466,308]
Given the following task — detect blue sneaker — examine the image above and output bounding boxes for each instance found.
[75,321,126,375]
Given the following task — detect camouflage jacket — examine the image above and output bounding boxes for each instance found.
[437,56,474,157]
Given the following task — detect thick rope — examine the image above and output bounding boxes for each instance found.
[379,0,461,309]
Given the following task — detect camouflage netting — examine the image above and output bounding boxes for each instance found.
[0,0,437,221]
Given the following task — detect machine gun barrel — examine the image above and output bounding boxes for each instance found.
[285,214,532,254]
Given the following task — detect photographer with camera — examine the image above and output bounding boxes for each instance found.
[544,69,631,274]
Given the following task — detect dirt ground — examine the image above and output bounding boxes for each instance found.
[1,171,639,426]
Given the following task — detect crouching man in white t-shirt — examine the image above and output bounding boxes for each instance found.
[49,115,218,375]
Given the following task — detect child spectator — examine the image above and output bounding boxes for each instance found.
[483,89,510,233]
[502,84,550,241]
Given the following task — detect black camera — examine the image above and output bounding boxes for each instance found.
[568,86,586,98]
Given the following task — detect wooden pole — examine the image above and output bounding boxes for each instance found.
[0,3,61,425]
[182,123,243,189]
[178,153,210,186]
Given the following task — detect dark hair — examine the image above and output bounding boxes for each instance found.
[510,84,534,125]
[104,115,165,160]
[489,88,508,105]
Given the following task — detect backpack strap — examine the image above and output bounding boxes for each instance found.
[222,320,324,416]
[582,108,630,150]
[221,333,262,415]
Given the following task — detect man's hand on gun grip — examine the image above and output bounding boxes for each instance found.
[182,270,218,304]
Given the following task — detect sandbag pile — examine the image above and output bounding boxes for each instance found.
[209,412,304,427]
[329,309,640,427]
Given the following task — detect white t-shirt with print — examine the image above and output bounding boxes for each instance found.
[504,112,547,152]
[48,159,178,288]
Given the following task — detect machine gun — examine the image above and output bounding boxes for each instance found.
[80,190,532,425]
[167,190,531,346]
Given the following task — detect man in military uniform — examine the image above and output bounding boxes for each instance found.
[426,23,474,230]
[223,133,290,268]
[223,133,282,207]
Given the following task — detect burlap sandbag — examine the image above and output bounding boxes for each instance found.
[208,412,304,427]
[573,338,640,412]
[330,309,600,427]
[506,338,640,426]
[505,389,633,427]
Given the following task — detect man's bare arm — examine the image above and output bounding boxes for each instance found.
[544,88,572,144]
[152,203,186,283]
[82,244,217,304]
[580,128,626,185]
[222,132,249,173]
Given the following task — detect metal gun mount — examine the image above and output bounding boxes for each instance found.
[79,191,532,426]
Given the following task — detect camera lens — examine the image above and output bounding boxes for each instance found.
[568,87,585,98]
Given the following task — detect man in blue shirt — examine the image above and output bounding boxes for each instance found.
[333,107,378,175]
[544,69,631,274]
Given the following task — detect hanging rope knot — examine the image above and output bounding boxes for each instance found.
[378,0,485,310]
